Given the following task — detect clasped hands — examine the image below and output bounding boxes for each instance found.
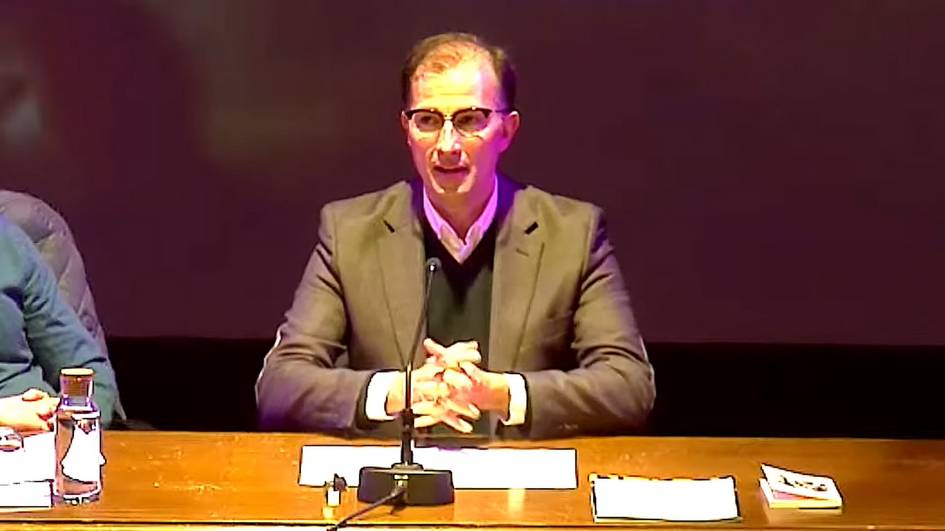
[0,389,59,434]
[385,339,509,433]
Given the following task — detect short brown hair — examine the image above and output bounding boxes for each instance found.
[401,32,517,109]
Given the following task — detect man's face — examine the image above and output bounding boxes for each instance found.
[402,58,519,208]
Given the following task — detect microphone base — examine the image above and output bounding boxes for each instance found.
[357,463,454,505]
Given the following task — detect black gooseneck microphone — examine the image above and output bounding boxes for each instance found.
[356,257,454,506]
[400,257,440,466]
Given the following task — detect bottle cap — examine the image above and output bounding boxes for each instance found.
[60,368,95,397]
[61,368,94,378]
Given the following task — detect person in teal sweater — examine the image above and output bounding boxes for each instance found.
[0,215,120,429]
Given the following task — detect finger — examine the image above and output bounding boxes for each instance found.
[414,415,441,429]
[440,412,474,433]
[425,339,481,367]
[420,352,448,369]
[458,340,479,352]
[412,399,477,428]
[411,400,445,417]
[459,361,486,382]
[21,389,49,402]
[412,381,449,403]
[412,362,445,381]
[441,397,480,420]
[442,368,473,391]
[37,399,58,419]
[423,338,449,359]
[17,415,53,434]
[441,347,481,366]
[411,382,431,402]
[444,340,479,355]
[446,340,480,355]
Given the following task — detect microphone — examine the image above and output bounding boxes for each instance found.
[400,257,440,465]
[357,257,454,506]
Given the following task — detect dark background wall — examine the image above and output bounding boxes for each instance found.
[1,0,942,345]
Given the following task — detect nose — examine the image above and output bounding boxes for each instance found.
[434,120,461,157]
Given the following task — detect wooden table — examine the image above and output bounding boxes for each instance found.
[4,432,945,529]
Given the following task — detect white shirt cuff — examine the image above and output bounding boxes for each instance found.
[501,373,527,426]
[365,371,400,421]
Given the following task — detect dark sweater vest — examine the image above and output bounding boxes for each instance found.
[422,219,496,435]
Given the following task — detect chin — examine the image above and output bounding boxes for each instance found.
[428,170,476,196]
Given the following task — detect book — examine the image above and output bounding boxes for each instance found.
[590,473,740,522]
[759,464,842,509]
[0,431,54,511]
[0,481,52,510]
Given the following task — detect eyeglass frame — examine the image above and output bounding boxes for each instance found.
[402,106,515,136]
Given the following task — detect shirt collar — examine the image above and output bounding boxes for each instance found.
[422,174,499,264]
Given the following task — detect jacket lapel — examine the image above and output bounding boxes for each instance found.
[377,182,426,367]
[489,177,543,373]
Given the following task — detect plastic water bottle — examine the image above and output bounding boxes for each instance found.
[53,368,104,504]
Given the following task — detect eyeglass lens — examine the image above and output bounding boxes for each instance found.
[411,109,491,134]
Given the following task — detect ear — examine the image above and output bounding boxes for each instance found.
[400,111,409,131]
[400,111,413,145]
[497,110,521,152]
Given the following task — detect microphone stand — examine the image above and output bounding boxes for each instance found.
[357,258,454,505]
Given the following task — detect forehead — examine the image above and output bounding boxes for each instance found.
[409,59,502,111]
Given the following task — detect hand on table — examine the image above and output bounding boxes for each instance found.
[0,389,59,434]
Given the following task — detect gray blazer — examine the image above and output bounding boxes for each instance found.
[256,176,655,438]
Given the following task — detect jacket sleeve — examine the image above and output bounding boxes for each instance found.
[516,208,655,438]
[3,223,120,426]
[255,203,374,432]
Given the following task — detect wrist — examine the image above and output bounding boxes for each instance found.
[384,371,406,415]
[484,374,511,415]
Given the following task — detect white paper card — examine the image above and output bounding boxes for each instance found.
[0,432,55,510]
[299,445,577,489]
[0,432,55,485]
[592,475,739,522]
[0,481,52,509]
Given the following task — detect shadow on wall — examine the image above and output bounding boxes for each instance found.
[0,0,258,337]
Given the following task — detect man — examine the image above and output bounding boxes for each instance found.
[257,32,654,439]
[0,215,120,428]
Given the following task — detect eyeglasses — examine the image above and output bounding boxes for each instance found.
[403,107,511,136]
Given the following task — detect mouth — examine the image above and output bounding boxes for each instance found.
[432,165,470,177]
